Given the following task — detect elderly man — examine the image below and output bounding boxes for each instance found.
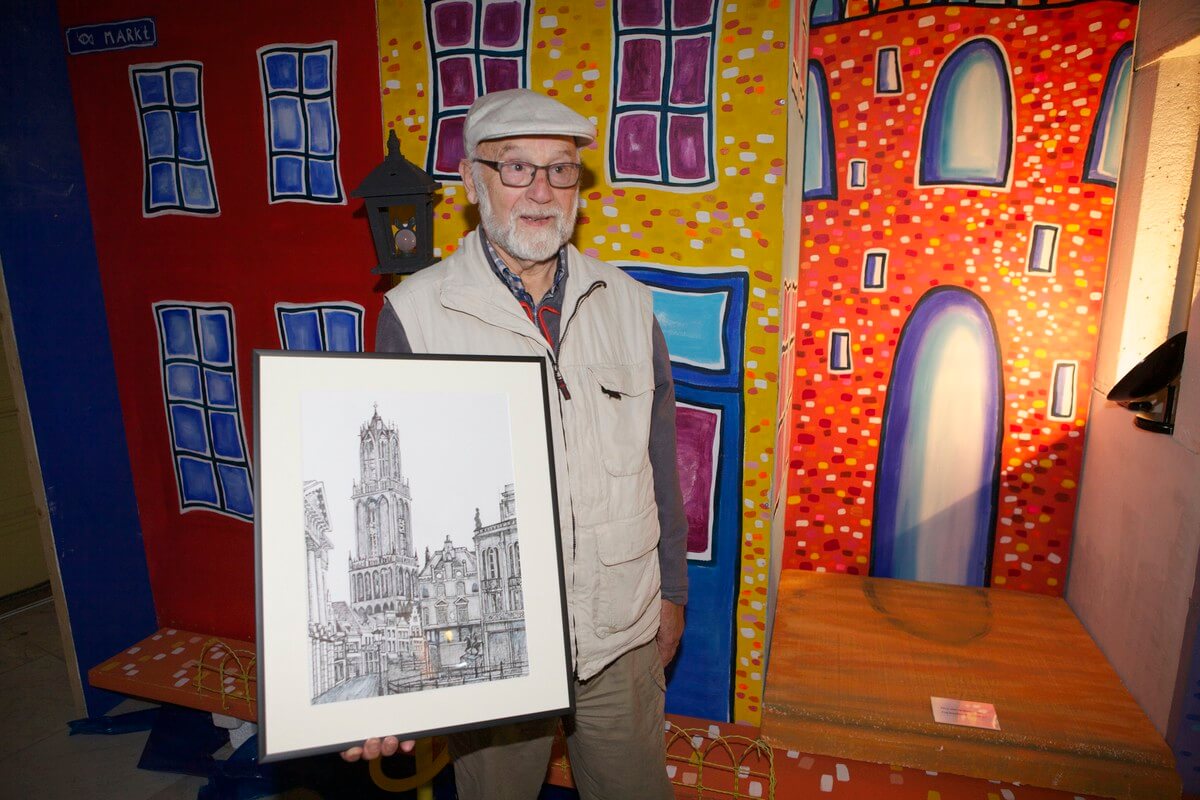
[342,89,688,799]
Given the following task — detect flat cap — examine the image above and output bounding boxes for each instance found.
[463,89,596,155]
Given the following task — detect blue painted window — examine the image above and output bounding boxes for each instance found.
[919,39,1013,188]
[810,0,842,26]
[1084,43,1132,187]
[876,46,902,95]
[275,302,365,352]
[804,61,837,200]
[425,0,532,180]
[1050,361,1077,420]
[259,43,343,203]
[1026,223,1059,275]
[130,62,218,215]
[154,303,253,520]
[610,0,719,187]
[862,249,888,291]
[848,158,867,189]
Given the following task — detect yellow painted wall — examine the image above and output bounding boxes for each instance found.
[376,0,790,724]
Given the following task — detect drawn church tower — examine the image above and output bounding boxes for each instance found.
[349,407,418,617]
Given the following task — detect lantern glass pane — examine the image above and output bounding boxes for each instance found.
[389,204,419,257]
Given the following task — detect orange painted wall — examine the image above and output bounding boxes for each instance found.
[780,0,1137,594]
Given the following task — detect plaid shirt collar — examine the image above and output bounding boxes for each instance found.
[478,228,568,309]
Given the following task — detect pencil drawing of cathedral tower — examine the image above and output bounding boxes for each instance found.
[349,406,419,619]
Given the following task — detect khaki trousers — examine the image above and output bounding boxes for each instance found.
[449,641,672,800]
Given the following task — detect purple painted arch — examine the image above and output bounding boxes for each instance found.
[871,287,1003,587]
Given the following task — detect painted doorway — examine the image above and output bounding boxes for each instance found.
[871,287,1003,586]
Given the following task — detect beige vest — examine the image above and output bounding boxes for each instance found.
[384,231,661,679]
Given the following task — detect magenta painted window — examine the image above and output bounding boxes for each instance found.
[676,404,718,559]
[482,58,520,93]
[619,38,663,103]
[667,115,707,180]
[481,1,522,48]
[425,0,531,179]
[611,0,716,185]
[670,36,710,105]
[432,2,473,48]
[438,57,476,108]
[673,0,715,28]
[434,116,466,174]
[614,113,660,177]
[619,0,664,27]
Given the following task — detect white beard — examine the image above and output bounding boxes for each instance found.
[475,171,578,264]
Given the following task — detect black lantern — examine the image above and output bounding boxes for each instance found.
[352,130,443,275]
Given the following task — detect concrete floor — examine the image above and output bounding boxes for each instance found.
[0,600,210,799]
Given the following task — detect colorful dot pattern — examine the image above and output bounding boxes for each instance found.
[377,0,792,726]
[780,1,1136,594]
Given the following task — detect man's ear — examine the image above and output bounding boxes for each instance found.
[459,158,478,204]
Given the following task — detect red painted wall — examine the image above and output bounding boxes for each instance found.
[59,0,384,639]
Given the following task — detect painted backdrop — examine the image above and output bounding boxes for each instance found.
[56,0,384,648]
[377,0,789,723]
[779,0,1137,592]
[52,0,789,726]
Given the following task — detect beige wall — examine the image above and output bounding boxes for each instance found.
[0,299,48,598]
[1068,0,1200,736]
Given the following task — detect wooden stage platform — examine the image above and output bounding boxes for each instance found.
[90,623,1172,797]
[761,571,1180,799]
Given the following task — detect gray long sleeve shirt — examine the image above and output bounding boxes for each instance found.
[374,248,689,606]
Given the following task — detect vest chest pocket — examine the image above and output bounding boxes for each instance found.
[584,364,654,477]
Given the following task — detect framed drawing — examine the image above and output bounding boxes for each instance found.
[254,351,572,762]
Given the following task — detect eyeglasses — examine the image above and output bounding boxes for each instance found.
[472,159,583,189]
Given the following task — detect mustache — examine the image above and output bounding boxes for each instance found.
[511,207,565,221]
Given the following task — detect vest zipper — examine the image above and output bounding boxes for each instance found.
[549,278,605,668]
[548,279,606,401]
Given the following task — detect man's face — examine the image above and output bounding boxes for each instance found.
[460,135,580,267]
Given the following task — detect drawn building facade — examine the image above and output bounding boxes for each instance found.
[303,480,343,696]
[475,484,525,671]
[418,536,482,672]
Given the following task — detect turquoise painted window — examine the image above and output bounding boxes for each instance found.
[872,288,1002,587]
[810,0,842,26]
[620,265,746,389]
[1084,43,1132,187]
[919,39,1013,188]
[647,288,727,370]
[804,61,837,200]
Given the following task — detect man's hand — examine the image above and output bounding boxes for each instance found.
[656,599,685,667]
[340,736,415,762]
